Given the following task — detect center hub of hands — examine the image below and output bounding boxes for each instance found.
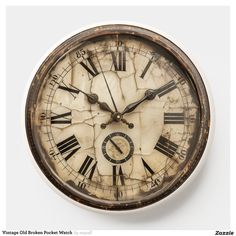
[112,112,123,122]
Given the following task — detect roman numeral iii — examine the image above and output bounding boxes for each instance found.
[111,50,126,71]
[51,112,72,124]
[154,136,178,158]
[164,112,184,124]
[56,135,81,161]
[78,155,97,180]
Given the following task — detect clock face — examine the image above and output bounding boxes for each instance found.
[25,24,210,210]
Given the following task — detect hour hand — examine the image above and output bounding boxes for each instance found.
[121,89,156,115]
[97,101,114,113]
[69,84,114,113]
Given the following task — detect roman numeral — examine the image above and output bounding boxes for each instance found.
[164,112,184,124]
[111,50,126,71]
[156,80,177,97]
[154,136,178,158]
[141,158,155,175]
[112,165,125,186]
[51,112,71,124]
[56,135,81,161]
[80,57,99,77]
[140,60,152,79]
[78,155,97,180]
[58,85,80,95]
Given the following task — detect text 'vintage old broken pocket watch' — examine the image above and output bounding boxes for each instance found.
[25,24,210,211]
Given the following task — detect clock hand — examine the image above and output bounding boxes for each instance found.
[121,89,156,115]
[109,138,123,154]
[97,100,114,114]
[95,54,119,112]
[69,84,114,113]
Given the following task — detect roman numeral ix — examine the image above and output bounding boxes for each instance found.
[56,135,81,161]
[154,136,178,158]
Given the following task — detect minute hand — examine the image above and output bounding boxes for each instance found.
[121,89,157,115]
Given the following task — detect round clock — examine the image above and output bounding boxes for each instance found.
[25,24,210,211]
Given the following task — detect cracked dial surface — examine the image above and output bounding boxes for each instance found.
[25,24,210,211]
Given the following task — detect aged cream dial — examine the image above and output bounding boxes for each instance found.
[25,24,210,210]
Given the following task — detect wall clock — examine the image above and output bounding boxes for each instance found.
[25,24,210,211]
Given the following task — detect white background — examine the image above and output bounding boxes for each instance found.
[6,6,230,230]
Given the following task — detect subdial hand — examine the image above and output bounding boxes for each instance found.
[109,138,123,154]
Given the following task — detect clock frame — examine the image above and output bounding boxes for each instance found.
[25,24,210,211]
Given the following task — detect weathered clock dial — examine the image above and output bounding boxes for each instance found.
[25,24,210,210]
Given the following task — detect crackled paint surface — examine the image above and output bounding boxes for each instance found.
[34,34,200,204]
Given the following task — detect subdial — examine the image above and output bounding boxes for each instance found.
[102,132,134,164]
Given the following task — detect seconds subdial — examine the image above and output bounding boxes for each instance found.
[102,132,134,164]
